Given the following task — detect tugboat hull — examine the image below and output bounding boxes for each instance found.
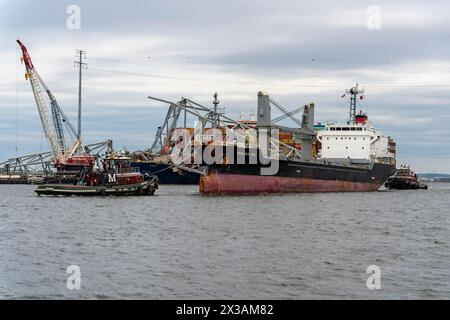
[384,165,428,190]
[35,180,158,196]
[384,178,428,190]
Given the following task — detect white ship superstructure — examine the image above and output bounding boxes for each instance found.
[317,114,396,162]
[316,84,396,165]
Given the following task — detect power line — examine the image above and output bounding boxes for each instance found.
[0,60,70,83]
[87,56,450,76]
[88,66,450,88]
[5,54,450,89]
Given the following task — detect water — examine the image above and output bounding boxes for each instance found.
[0,183,449,299]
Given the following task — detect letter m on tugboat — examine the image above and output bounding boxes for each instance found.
[108,173,117,183]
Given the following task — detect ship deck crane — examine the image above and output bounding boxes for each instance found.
[17,40,81,165]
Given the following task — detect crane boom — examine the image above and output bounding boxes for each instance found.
[48,90,66,151]
[17,40,67,162]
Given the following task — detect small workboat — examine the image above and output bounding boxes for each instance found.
[35,155,158,196]
[385,164,428,190]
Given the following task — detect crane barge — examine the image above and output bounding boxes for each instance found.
[17,40,158,196]
[17,40,91,175]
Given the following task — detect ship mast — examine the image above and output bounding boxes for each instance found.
[346,84,364,124]
[212,92,220,129]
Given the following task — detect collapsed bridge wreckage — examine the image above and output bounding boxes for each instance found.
[0,142,113,184]
[126,92,315,184]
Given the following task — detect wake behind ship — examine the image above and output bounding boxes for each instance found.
[200,87,397,194]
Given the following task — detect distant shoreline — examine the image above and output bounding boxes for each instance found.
[418,173,450,183]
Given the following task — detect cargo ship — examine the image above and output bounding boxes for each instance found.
[200,156,395,194]
[200,87,397,194]
[128,147,200,184]
[130,161,200,184]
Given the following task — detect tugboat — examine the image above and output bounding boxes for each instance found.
[385,164,428,190]
[35,153,159,196]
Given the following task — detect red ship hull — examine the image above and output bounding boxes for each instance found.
[199,154,395,195]
[200,173,381,194]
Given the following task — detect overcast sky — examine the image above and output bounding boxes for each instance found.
[1,0,450,172]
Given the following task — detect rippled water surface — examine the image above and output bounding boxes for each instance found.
[0,183,449,299]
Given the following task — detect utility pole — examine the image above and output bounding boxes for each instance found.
[346,83,364,124]
[74,49,87,140]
